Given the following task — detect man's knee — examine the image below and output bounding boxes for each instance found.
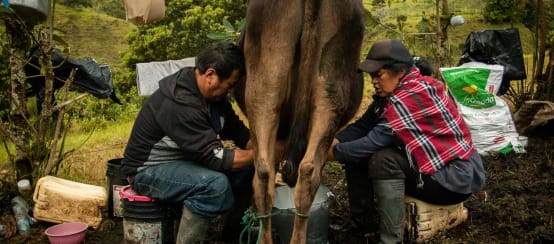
[368,147,408,179]
[185,175,235,217]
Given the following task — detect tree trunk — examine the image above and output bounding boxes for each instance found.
[534,0,550,100]
[6,20,33,182]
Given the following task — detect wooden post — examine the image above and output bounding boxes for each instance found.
[435,0,442,68]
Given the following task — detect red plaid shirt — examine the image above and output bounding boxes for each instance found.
[384,68,474,174]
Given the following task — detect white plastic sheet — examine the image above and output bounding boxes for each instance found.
[136,57,195,96]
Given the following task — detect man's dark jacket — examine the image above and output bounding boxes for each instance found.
[121,67,250,177]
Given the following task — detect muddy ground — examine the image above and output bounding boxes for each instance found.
[1,136,553,244]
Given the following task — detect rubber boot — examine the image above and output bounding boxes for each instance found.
[221,188,253,243]
[176,206,209,244]
[344,162,379,234]
[373,179,405,244]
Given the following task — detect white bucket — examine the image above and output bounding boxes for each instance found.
[272,185,332,244]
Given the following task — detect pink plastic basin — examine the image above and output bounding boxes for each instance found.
[45,222,88,244]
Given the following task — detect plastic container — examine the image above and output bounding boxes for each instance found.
[272,185,332,244]
[17,180,33,202]
[45,222,88,244]
[120,185,179,244]
[11,195,36,228]
[13,204,31,237]
[106,158,128,218]
[11,196,30,210]
[17,179,31,192]
[33,175,106,229]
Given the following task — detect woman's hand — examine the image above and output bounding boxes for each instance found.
[327,138,340,161]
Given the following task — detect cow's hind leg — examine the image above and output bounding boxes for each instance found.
[244,1,303,243]
[289,91,339,244]
[289,2,365,242]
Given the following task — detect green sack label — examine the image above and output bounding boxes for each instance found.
[440,67,496,108]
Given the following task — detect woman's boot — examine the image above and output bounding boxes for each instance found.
[373,179,405,244]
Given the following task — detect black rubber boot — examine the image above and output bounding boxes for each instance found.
[341,162,379,235]
[176,206,209,244]
[373,179,405,244]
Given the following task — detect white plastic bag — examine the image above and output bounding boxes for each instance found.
[441,62,525,155]
[457,97,525,155]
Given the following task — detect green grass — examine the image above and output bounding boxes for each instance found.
[52,4,135,67]
[54,119,134,186]
[0,4,138,187]
[0,118,135,185]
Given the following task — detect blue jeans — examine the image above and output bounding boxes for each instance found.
[131,161,254,218]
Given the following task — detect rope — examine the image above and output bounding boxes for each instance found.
[239,207,310,244]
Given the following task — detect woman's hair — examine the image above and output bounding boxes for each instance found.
[413,56,433,76]
[382,61,412,76]
[196,42,246,79]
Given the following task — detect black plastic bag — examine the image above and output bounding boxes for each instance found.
[458,28,527,95]
[25,47,121,109]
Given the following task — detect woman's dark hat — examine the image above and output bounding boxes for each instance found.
[359,39,414,73]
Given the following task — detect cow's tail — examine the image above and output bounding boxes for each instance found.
[279,0,320,187]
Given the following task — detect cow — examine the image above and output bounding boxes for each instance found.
[238,0,366,243]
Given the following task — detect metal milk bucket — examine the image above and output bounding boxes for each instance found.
[272,185,332,244]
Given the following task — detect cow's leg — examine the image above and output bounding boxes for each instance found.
[244,1,303,243]
[290,88,341,244]
[245,64,287,244]
[290,1,365,241]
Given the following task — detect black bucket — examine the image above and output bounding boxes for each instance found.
[106,158,128,218]
[122,199,180,244]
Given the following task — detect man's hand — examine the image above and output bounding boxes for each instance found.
[232,148,254,170]
[232,140,288,169]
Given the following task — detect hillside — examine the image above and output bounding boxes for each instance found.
[53,4,135,68]
[53,1,536,70]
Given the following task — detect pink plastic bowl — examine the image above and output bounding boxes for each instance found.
[45,222,88,244]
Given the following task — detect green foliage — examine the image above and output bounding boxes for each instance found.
[372,0,385,7]
[207,18,245,42]
[396,15,407,31]
[519,0,539,30]
[122,0,246,66]
[415,11,435,33]
[483,0,530,24]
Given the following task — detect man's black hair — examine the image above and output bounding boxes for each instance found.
[196,42,246,80]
